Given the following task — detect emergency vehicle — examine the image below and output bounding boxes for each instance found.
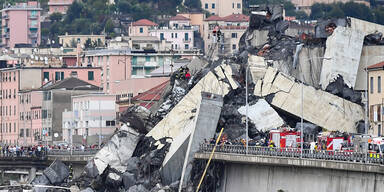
[317,132,352,151]
[368,137,384,155]
[269,129,301,148]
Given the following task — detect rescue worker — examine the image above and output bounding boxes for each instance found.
[269,141,276,148]
[68,164,73,182]
[185,68,191,80]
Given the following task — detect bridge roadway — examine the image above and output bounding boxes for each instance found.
[195,144,384,192]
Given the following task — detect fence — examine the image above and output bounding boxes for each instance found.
[200,144,384,164]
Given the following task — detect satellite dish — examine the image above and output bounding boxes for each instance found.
[59,57,63,61]
[40,57,43,61]
[30,55,34,59]
[44,57,48,61]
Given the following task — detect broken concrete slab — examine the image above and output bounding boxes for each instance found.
[147,63,238,140]
[320,26,365,89]
[349,17,384,35]
[127,184,149,192]
[123,172,137,190]
[43,160,69,185]
[255,67,364,133]
[237,99,284,131]
[92,126,140,175]
[248,55,268,82]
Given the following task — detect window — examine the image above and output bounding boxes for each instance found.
[379,76,381,93]
[205,3,208,9]
[232,3,234,8]
[70,71,78,78]
[139,27,143,33]
[55,71,64,81]
[88,71,94,80]
[231,33,237,38]
[185,44,189,50]
[20,128,24,137]
[26,129,30,137]
[184,33,189,41]
[42,110,48,119]
[106,120,116,126]
[212,3,215,9]
[371,77,374,94]
[13,72,15,81]
[43,92,51,101]
[171,33,174,38]
[13,123,15,133]
[232,44,237,50]
[160,33,164,40]
[237,3,241,8]
[175,33,178,38]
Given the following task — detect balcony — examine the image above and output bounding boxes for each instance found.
[29,32,38,39]
[132,61,159,68]
[29,15,38,19]
[183,38,192,43]
[3,33,9,39]
[2,15,9,19]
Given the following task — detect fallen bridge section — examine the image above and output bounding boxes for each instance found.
[254,67,364,133]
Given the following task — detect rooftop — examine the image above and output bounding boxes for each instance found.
[132,80,169,108]
[368,61,384,70]
[205,14,249,22]
[131,19,158,26]
[39,77,100,91]
[170,15,190,21]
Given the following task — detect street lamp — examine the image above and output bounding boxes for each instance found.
[70,85,92,155]
[298,57,332,158]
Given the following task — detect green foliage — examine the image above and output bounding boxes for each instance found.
[248,0,308,19]
[310,2,374,21]
[49,12,63,22]
[184,0,202,11]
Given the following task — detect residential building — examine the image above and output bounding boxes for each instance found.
[128,19,158,37]
[179,13,205,34]
[149,27,194,50]
[108,36,171,51]
[1,1,42,48]
[62,93,116,145]
[59,33,106,48]
[48,0,74,15]
[368,61,384,136]
[201,0,242,17]
[38,78,100,145]
[291,0,370,14]
[203,13,249,55]
[0,66,101,145]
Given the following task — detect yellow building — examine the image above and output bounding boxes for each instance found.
[201,0,242,17]
[58,33,106,48]
[368,61,384,136]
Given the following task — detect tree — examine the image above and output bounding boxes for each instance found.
[105,18,114,34]
[84,38,93,49]
[49,12,63,22]
[328,6,344,18]
[184,0,202,11]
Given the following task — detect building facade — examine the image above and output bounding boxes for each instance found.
[62,93,116,146]
[1,1,42,48]
[368,62,384,136]
[201,0,242,17]
[128,19,158,37]
[203,13,249,56]
[58,33,106,48]
[48,0,74,15]
[0,66,101,146]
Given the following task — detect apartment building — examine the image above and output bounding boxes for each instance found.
[128,19,158,37]
[0,66,101,145]
[368,61,384,136]
[62,93,116,145]
[59,33,106,48]
[48,0,74,15]
[203,13,249,56]
[1,1,42,48]
[201,0,242,17]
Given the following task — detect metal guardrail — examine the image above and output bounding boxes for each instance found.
[47,149,99,156]
[200,144,384,164]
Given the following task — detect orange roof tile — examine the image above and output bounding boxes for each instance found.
[170,15,190,21]
[368,61,384,69]
[222,14,249,22]
[131,19,158,26]
[205,15,223,21]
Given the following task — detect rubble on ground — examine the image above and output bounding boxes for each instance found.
[32,4,384,192]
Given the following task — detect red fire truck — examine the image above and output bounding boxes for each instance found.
[269,129,301,148]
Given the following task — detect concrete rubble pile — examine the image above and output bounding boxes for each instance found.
[33,4,384,192]
[32,160,70,192]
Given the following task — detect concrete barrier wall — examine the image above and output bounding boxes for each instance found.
[221,163,384,192]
